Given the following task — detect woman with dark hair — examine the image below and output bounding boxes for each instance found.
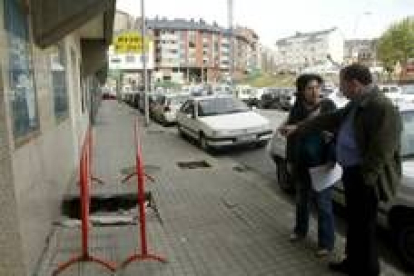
[282,73,336,257]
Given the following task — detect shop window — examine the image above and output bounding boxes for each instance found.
[51,43,69,120]
[5,0,39,140]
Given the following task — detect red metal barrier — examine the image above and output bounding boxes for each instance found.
[89,128,105,185]
[53,128,116,275]
[120,119,167,269]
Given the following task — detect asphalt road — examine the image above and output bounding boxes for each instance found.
[221,108,411,274]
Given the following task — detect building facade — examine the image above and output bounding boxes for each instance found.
[113,10,135,33]
[344,39,378,66]
[146,18,260,83]
[260,45,277,74]
[0,0,115,275]
[275,28,344,73]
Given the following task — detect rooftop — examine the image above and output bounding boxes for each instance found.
[276,27,337,45]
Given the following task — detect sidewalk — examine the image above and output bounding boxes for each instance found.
[36,101,405,276]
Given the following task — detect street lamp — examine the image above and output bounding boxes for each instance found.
[141,0,150,126]
[228,0,234,85]
[351,11,372,63]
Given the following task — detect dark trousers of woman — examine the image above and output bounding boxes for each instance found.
[342,166,380,276]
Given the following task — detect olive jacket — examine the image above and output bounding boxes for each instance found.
[297,85,402,202]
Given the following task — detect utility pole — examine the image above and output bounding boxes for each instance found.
[141,0,150,126]
[228,0,234,84]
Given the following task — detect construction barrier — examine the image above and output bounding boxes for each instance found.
[53,127,116,275]
[120,119,167,269]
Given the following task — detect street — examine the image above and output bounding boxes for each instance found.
[159,107,409,274]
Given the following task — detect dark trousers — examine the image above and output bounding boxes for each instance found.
[342,166,380,276]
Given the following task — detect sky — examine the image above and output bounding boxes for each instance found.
[116,0,414,47]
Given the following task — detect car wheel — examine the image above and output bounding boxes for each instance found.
[177,124,185,138]
[256,140,268,148]
[199,133,211,152]
[275,158,295,193]
[395,224,414,269]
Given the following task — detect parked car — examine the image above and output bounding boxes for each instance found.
[176,95,273,151]
[237,86,261,107]
[151,93,190,125]
[137,92,162,113]
[379,84,402,103]
[327,89,349,108]
[268,103,414,268]
[260,88,282,109]
[397,84,414,103]
[279,88,296,110]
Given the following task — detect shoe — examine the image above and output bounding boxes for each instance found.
[289,233,304,242]
[328,259,349,274]
[315,248,331,257]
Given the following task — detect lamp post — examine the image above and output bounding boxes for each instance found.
[141,0,150,126]
[351,11,372,63]
[228,0,234,84]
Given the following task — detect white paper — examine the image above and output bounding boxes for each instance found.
[309,163,343,192]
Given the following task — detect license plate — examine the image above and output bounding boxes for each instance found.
[238,134,256,142]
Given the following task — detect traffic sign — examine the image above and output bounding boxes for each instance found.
[113,32,150,54]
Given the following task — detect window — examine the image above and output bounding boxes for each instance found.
[51,43,69,120]
[5,0,39,140]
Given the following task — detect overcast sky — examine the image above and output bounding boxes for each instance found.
[116,0,414,46]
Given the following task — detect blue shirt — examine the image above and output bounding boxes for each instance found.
[336,107,361,167]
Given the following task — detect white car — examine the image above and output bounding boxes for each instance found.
[379,84,402,104]
[397,84,414,104]
[268,103,414,268]
[327,89,349,108]
[176,95,273,151]
[151,94,190,125]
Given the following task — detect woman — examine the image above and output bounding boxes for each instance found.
[282,74,336,257]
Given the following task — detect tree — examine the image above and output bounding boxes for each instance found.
[377,17,414,74]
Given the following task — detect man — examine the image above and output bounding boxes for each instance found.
[280,64,402,275]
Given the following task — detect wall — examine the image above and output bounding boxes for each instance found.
[0,1,27,274]
[0,2,89,273]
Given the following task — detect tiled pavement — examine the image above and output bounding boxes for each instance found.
[36,101,406,276]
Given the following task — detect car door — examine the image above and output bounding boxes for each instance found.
[177,100,198,138]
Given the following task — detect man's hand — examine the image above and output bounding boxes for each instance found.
[278,124,298,137]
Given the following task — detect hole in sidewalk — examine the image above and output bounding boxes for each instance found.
[177,160,211,169]
[61,193,151,219]
[120,164,161,175]
[233,165,249,172]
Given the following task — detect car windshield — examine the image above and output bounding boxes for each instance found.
[401,110,414,158]
[401,85,414,94]
[198,97,249,116]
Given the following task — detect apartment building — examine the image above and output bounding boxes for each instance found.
[344,39,378,66]
[275,27,344,73]
[146,18,260,83]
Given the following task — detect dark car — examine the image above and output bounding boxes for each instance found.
[260,88,282,109]
[279,88,296,110]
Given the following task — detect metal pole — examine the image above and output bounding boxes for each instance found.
[228,0,233,84]
[141,0,150,126]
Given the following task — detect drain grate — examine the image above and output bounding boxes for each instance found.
[177,160,212,169]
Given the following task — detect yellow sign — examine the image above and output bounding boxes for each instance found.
[113,33,150,54]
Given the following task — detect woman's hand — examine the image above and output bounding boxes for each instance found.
[278,124,298,137]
